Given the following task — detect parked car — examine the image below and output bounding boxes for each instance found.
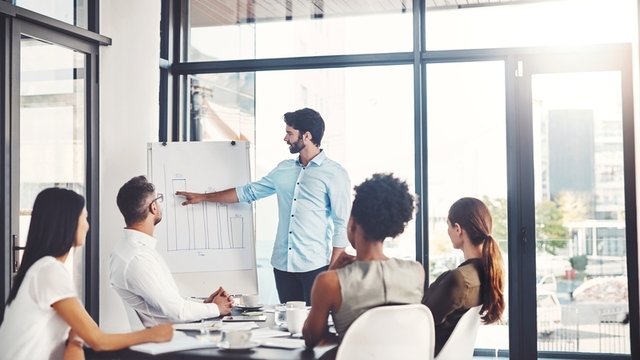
[537,290,562,336]
[500,289,562,336]
[537,273,558,293]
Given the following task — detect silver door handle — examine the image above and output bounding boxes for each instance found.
[12,234,25,273]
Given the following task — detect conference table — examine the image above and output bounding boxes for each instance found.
[85,306,338,360]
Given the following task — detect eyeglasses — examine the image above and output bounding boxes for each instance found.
[150,193,164,205]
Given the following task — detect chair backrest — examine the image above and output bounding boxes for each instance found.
[122,301,146,331]
[435,305,483,360]
[336,304,435,360]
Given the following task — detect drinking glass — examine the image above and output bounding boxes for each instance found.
[274,304,287,328]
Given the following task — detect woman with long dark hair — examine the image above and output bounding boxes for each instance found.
[0,188,172,360]
[423,197,505,356]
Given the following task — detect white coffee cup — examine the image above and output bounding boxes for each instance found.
[286,307,308,335]
[285,301,306,309]
[242,294,260,307]
[220,329,251,347]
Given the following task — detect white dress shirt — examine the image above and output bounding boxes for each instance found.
[109,229,220,326]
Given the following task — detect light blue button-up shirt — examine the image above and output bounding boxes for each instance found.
[236,151,351,272]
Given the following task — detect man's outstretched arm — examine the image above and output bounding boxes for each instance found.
[175,188,239,205]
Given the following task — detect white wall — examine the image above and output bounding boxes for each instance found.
[99,0,160,331]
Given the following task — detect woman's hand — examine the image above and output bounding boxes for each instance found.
[147,323,174,343]
[329,253,355,270]
[63,329,85,360]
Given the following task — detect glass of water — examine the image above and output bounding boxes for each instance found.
[200,319,210,336]
[274,304,287,328]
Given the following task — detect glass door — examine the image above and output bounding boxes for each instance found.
[15,35,87,295]
[1,4,103,322]
[9,21,94,309]
[516,47,635,357]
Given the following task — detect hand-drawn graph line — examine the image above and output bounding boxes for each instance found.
[167,176,245,252]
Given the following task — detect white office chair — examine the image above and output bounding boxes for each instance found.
[122,301,146,331]
[435,305,483,360]
[336,304,435,360]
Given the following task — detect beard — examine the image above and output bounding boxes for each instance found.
[288,137,305,154]
[154,212,163,225]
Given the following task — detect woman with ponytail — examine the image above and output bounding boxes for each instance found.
[423,197,505,356]
[0,188,172,360]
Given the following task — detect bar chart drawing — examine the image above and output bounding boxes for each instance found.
[148,141,255,275]
[165,177,247,252]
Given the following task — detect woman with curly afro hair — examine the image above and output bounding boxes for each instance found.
[303,173,424,348]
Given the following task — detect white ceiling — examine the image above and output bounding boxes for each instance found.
[190,0,551,27]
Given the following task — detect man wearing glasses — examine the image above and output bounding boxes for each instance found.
[110,175,233,326]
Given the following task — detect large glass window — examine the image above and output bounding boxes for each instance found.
[426,60,508,353]
[188,0,412,61]
[190,65,415,303]
[426,0,636,51]
[14,0,88,28]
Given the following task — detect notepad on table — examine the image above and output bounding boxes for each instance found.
[172,320,221,332]
[222,314,266,322]
[219,321,260,331]
[130,331,217,355]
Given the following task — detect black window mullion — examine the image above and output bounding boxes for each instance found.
[620,47,639,360]
[170,0,185,142]
[85,50,100,322]
[6,18,21,324]
[87,0,98,33]
[507,53,540,360]
[414,0,426,268]
[0,14,11,321]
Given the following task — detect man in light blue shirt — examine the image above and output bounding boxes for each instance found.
[176,108,351,304]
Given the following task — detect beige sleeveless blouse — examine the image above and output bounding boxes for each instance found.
[333,258,424,337]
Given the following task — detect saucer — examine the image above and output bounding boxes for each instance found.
[274,324,289,331]
[235,304,264,311]
[217,340,259,351]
